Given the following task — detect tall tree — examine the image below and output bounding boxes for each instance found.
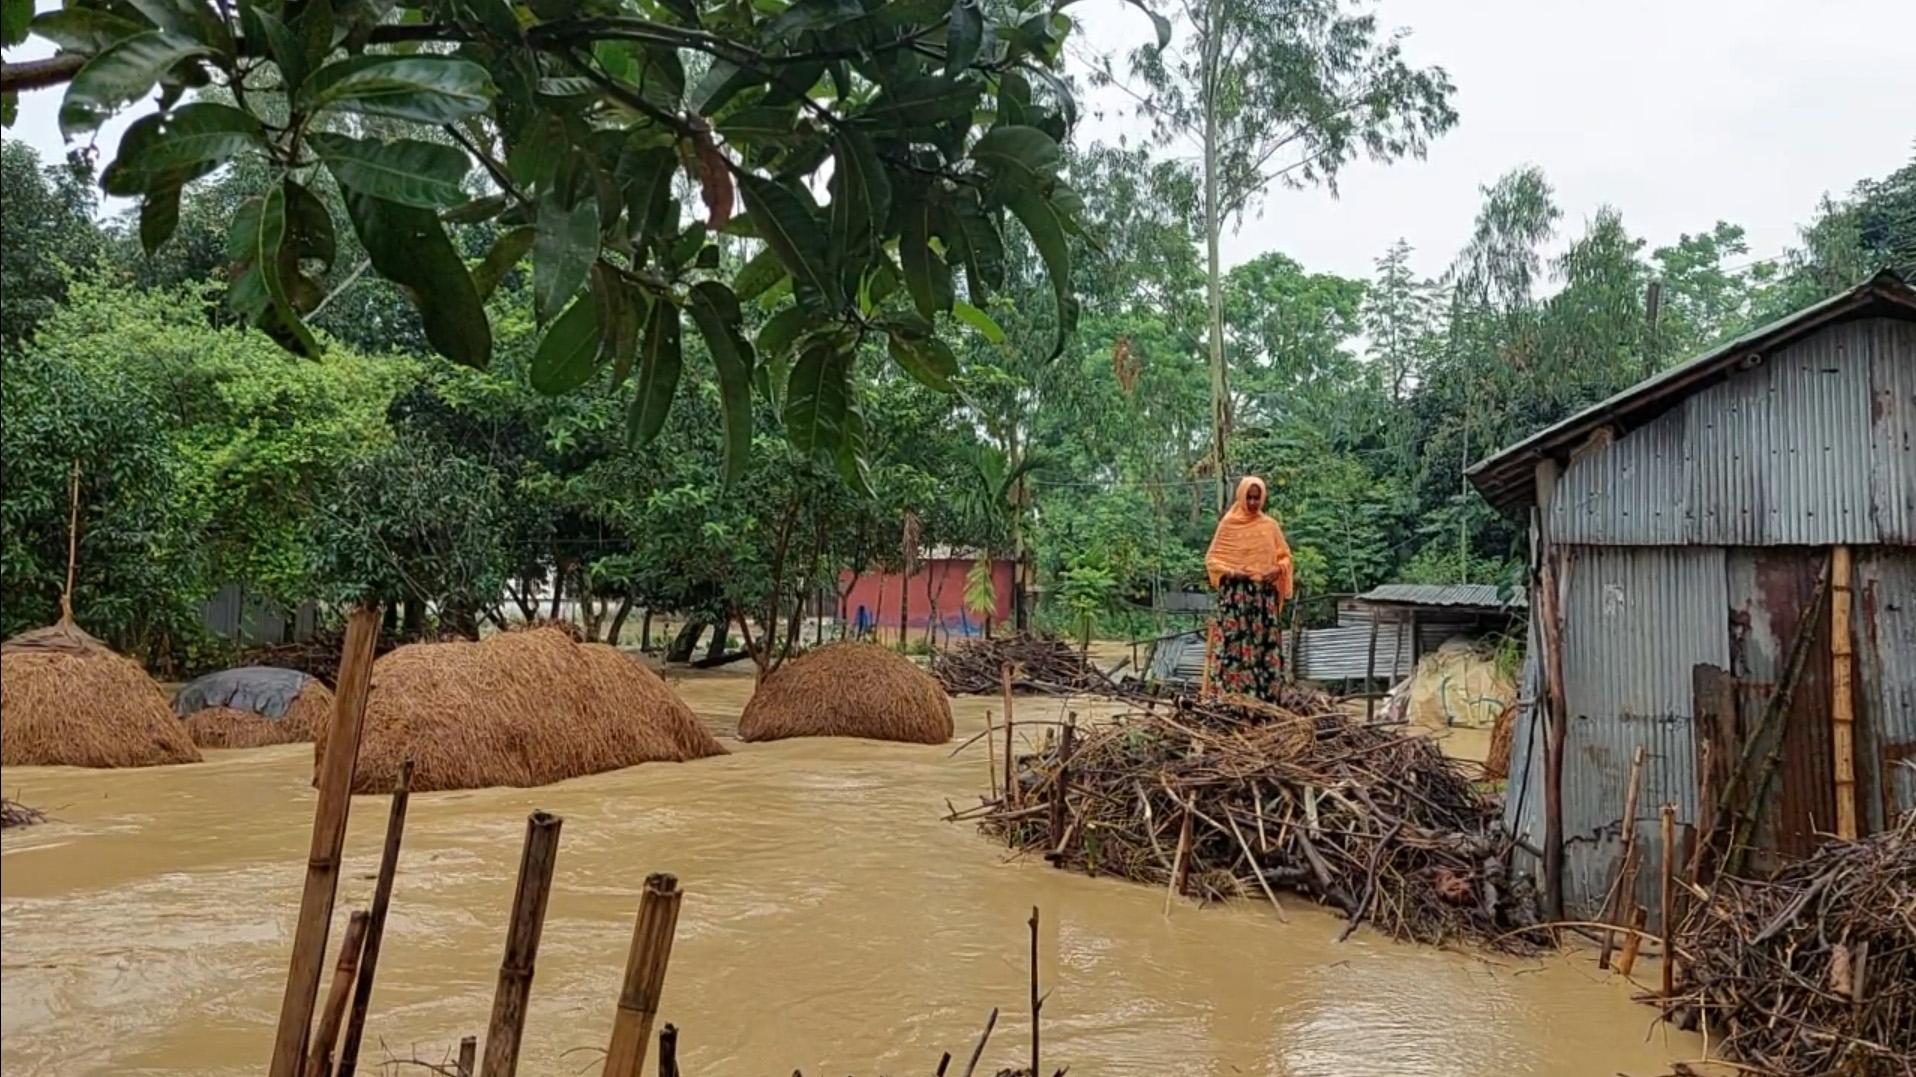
[1127,0,1455,507]
[0,139,103,347]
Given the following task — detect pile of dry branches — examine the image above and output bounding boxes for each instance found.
[958,690,1540,947]
[933,635,1109,696]
[1668,810,1914,1076]
[2,796,46,829]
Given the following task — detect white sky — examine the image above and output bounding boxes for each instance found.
[7,0,1915,283]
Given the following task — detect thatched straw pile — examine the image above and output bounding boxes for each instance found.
[0,619,202,768]
[317,627,725,793]
[177,667,335,749]
[738,642,953,745]
[1665,810,1915,1076]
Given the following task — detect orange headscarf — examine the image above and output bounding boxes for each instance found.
[1205,476,1294,597]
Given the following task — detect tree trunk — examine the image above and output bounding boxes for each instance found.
[547,563,566,620]
[607,594,635,645]
[704,619,730,662]
[401,597,425,640]
[640,608,654,651]
[510,578,537,623]
[382,603,399,636]
[665,619,702,663]
[1202,48,1231,514]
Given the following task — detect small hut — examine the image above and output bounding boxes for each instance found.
[317,627,725,793]
[0,619,202,768]
[738,641,953,745]
[176,666,335,749]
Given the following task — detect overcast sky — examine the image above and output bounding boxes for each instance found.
[7,0,1913,285]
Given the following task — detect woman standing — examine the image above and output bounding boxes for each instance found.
[1204,476,1294,702]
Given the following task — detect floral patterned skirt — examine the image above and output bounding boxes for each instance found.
[1215,577,1284,702]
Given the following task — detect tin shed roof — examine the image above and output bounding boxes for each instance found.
[1467,270,1916,514]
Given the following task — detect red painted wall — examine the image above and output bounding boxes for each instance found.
[838,558,1013,635]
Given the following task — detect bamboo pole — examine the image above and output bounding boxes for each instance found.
[482,811,564,1077]
[456,1037,476,1077]
[1028,905,1041,1077]
[1537,548,1570,922]
[1164,809,1193,914]
[304,910,371,1077]
[602,873,684,1077]
[1831,545,1857,839]
[983,710,998,801]
[1599,745,1647,969]
[1047,715,1077,857]
[1002,663,1018,808]
[1616,905,1648,978]
[336,761,414,1077]
[657,1024,679,1077]
[270,604,382,1077]
[1660,804,1678,998]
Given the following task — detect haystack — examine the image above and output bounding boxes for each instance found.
[176,666,334,749]
[738,641,953,744]
[1,619,202,768]
[316,627,725,793]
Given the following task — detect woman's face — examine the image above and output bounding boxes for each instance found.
[1244,484,1263,511]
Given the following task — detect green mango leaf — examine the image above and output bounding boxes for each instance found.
[634,44,685,112]
[628,299,683,447]
[689,58,762,115]
[308,55,494,125]
[459,0,522,40]
[733,246,787,302]
[342,190,492,366]
[856,75,980,128]
[249,6,312,98]
[944,0,982,74]
[715,104,804,144]
[969,124,1063,190]
[739,174,839,313]
[307,132,470,209]
[834,400,872,496]
[139,179,183,255]
[283,177,336,271]
[949,195,1005,299]
[530,293,601,395]
[1004,186,1072,359]
[58,31,216,136]
[534,192,599,323]
[126,0,234,51]
[783,344,850,455]
[828,128,889,254]
[755,305,808,361]
[100,102,260,196]
[2,0,32,47]
[900,191,953,319]
[952,299,1006,344]
[769,0,864,36]
[443,193,510,224]
[617,144,677,244]
[686,281,756,483]
[885,321,958,391]
[227,183,320,357]
[473,226,535,301]
[30,7,145,53]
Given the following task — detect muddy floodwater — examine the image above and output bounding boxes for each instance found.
[3,668,1698,1075]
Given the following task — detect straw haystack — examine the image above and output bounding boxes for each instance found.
[738,642,952,744]
[317,627,725,793]
[1,619,202,768]
[177,666,335,749]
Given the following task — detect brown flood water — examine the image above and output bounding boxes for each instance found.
[2,668,1698,1075]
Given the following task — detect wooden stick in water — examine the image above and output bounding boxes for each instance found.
[960,1008,998,1077]
[1002,663,1018,807]
[1164,809,1193,915]
[1047,716,1077,858]
[1616,905,1648,978]
[984,710,998,801]
[1028,905,1041,1077]
[456,1036,477,1077]
[1660,804,1678,998]
[602,873,684,1077]
[482,811,564,1077]
[270,605,382,1077]
[304,910,371,1077]
[337,760,415,1077]
[1599,744,1646,970]
[656,1023,679,1077]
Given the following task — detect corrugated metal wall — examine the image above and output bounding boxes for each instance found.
[1857,548,1916,826]
[1552,317,1906,547]
[199,582,318,645]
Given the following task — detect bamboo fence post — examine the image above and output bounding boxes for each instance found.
[984,710,998,801]
[1002,663,1018,807]
[1028,905,1041,1077]
[456,1037,477,1077]
[304,910,371,1077]
[602,873,684,1077]
[1616,905,1648,978]
[337,760,414,1077]
[482,811,564,1077]
[1660,804,1678,998]
[1163,809,1193,914]
[656,1024,679,1077]
[1831,545,1857,839]
[270,604,381,1077]
[1047,715,1077,858]
[1599,744,1647,969]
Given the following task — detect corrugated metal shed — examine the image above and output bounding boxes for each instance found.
[1857,549,1916,827]
[1355,583,1526,609]
[1144,622,1474,687]
[1550,317,1911,547]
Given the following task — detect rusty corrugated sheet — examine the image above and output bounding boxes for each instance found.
[1726,549,1836,864]
[1857,548,1916,827]
[1550,317,1908,548]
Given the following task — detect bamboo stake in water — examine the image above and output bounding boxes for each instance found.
[270,605,382,1077]
[304,910,371,1077]
[337,760,414,1077]
[456,1037,476,1077]
[1660,804,1678,998]
[984,710,998,801]
[482,811,564,1077]
[1028,905,1041,1077]
[1616,905,1648,978]
[1002,663,1018,807]
[1599,744,1646,970]
[602,873,684,1077]
[657,1024,679,1077]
